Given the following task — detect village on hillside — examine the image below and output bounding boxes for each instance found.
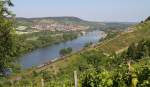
[16,23,89,34]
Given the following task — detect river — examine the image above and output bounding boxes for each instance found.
[19,30,105,69]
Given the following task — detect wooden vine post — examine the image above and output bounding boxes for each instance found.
[41,78,44,87]
[74,71,78,87]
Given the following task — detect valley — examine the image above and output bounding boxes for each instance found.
[19,30,105,69]
[8,17,150,87]
[1,0,150,86]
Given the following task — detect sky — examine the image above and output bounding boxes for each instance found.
[12,0,150,22]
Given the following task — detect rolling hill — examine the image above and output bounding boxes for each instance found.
[16,16,104,27]
[15,16,134,31]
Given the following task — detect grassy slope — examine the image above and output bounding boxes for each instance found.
[96,21,150,53]
[35,21,150,73]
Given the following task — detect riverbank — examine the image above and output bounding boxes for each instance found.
[9,30,106,81]
[19,30,105,69]
[15,31,79,63]
[32,31,107,72]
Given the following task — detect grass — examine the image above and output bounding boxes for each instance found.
[26,37,38,41]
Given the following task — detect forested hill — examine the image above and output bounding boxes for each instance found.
[16,16,105,28]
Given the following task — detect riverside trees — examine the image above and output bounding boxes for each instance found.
[59,47,72,56]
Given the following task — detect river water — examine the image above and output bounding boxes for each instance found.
[19,30,105,69]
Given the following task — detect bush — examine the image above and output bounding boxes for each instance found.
[59,47,72,56]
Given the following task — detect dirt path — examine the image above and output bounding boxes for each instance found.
[115,47,128,54]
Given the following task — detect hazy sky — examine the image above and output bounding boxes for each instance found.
[12,0,150,22]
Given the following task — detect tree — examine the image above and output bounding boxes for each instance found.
[0,0,15,74]
[84,42,92,48]
[59,47,72,56]
[145,16,150,22]
[126,43,137,60]
[81,50,104,71]
[81,69,113,87]
[138,66,150,87]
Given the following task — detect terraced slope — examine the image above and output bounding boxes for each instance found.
[96,21,150,54]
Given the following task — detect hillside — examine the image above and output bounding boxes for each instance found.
[96,21,150,54]
[34,21,150,72]
[2,18,149,86]
[1,0,150,86]
[16,17,134,31]
[16,16,104,28]
[6,20,150,87]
